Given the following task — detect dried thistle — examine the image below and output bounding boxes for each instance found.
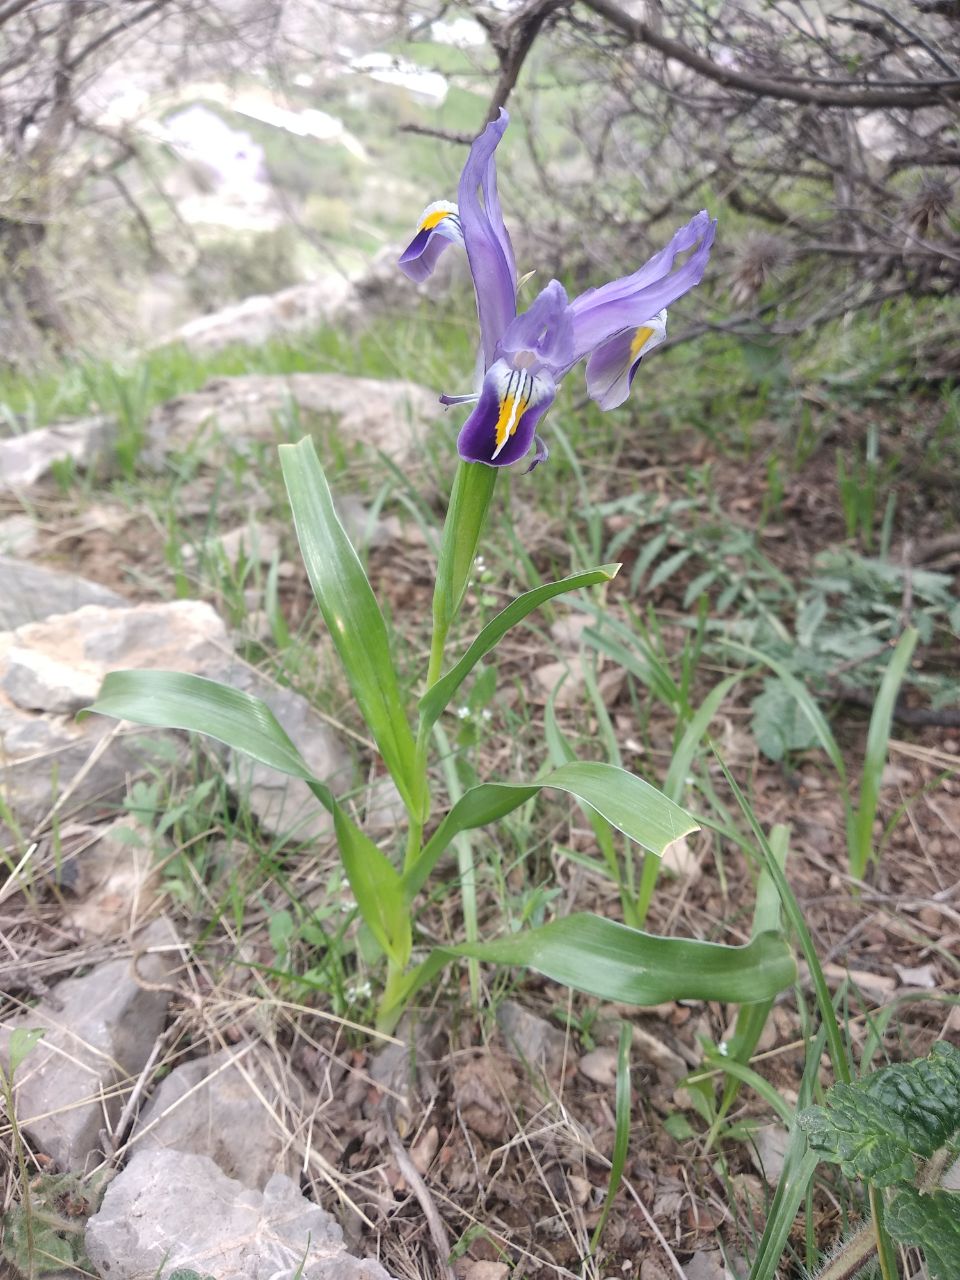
[728,232,787,305]
[904,178,953,238]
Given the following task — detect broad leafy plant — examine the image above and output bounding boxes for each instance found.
[798,1042,960,1280]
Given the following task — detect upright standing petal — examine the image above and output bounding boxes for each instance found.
[399,201,463,283]
[458,110,518,368]
[498,278,575,374]
[570,212,716,360]
[584,309,667,410]
[457,358,556,468]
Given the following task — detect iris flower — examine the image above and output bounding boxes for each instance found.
[399,110,716,471]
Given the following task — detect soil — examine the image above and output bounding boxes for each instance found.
[1,408,958,1280]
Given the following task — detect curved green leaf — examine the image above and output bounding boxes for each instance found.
[420,564,620,733]
[385,918,796,1016]
[279,438,417,812]
[403,761,698,899]
[85,670,409,962]
[85,670,316,778]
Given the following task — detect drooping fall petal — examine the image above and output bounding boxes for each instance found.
[457,358,556,468]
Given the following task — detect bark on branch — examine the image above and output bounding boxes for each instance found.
[578,0,960,108]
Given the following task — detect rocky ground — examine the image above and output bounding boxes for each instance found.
[1,300,958,1280]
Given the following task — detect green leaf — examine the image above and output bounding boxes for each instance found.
[850,627,919,878]
[798,1042,960,1186]
[8,1028,45,1076]
[86,671,317,779]
[279,438,417,812]
[85,671,410,963]
[402,761,699,899]
[420,564,620,734]
[453,918,795,1005]
[433,459,498,639]
[750,676,821,763]
[888,1188,960,1280]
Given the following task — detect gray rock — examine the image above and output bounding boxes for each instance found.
[225,677,352,842]
[161,276,355,354]
[0,600,227,828]
[0,555,125,631]
[148,372,438,465]
[85,1149,396,1280]
[0,917,179,1171]
[0,416,116,491]
[130,1042,301,1188]
[0,514,39,556]
[750,1123,791,1185]
[496,1000,568,1074]
[0,599,353,834]
[58,817,164,939]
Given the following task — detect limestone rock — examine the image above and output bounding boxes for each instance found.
[0,917,180,1171]
[0,514,39,556]
[148,373,438,465]
[131,1042,301,1188]
[0,555,125,631]
[161,277,355,354]
[0,417,116,491]
[750,1123,791,1186]
[0,599,353,835]
[85,1148,397,1280]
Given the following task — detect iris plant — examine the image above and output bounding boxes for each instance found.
[400,110,716,470]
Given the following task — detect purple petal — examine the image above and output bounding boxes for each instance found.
[457,358,555,468]
[524,433,550,473]
[584,310,667,410]
[499,279,574,374]
[398,201,463,283]
[458,110,517,368]
[570,212,716,360]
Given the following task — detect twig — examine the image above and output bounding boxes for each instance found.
[384,1099,456,1280]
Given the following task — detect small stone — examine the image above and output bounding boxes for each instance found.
[0,416,116,491]
[531,660,624,709]
[629,1024,688,1083]
[894,963,938,989]
[819,964,896,1003]
[683,1252,727,1280]
[578,1046,619,1087]
[549,614,591,650]
[750,1124,791,1185]
[659,835,700,883]
[0,917,180,1171]
[362,777,407,836]
[131,1042,302,1189]
[459,1264,510,1280]
[85,1148,396,1280]
[216,521,281,569]
[568,1175,591,1206]
[496,999,568,1074]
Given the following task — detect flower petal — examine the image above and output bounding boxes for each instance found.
[457,358,555,468]
[458,110,517,368]
[570,212,716,359]
[398,201,463,283]
[499,278,574,374]
[584,310,667,410]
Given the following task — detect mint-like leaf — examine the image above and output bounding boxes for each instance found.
[888,1188,960,1280]
[799,1043,960,1186]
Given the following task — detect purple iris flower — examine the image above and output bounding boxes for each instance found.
[399,110,716,471]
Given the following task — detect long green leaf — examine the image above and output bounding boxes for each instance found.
[86,670,317,778]
[851,627,919,879]
[85,670,409,962]
[403,761,698,900]
[433,459,498,641]
[420,564,620,733]
[279,438,417,811]
[387,917,795,1015]
[664,670,748,801]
